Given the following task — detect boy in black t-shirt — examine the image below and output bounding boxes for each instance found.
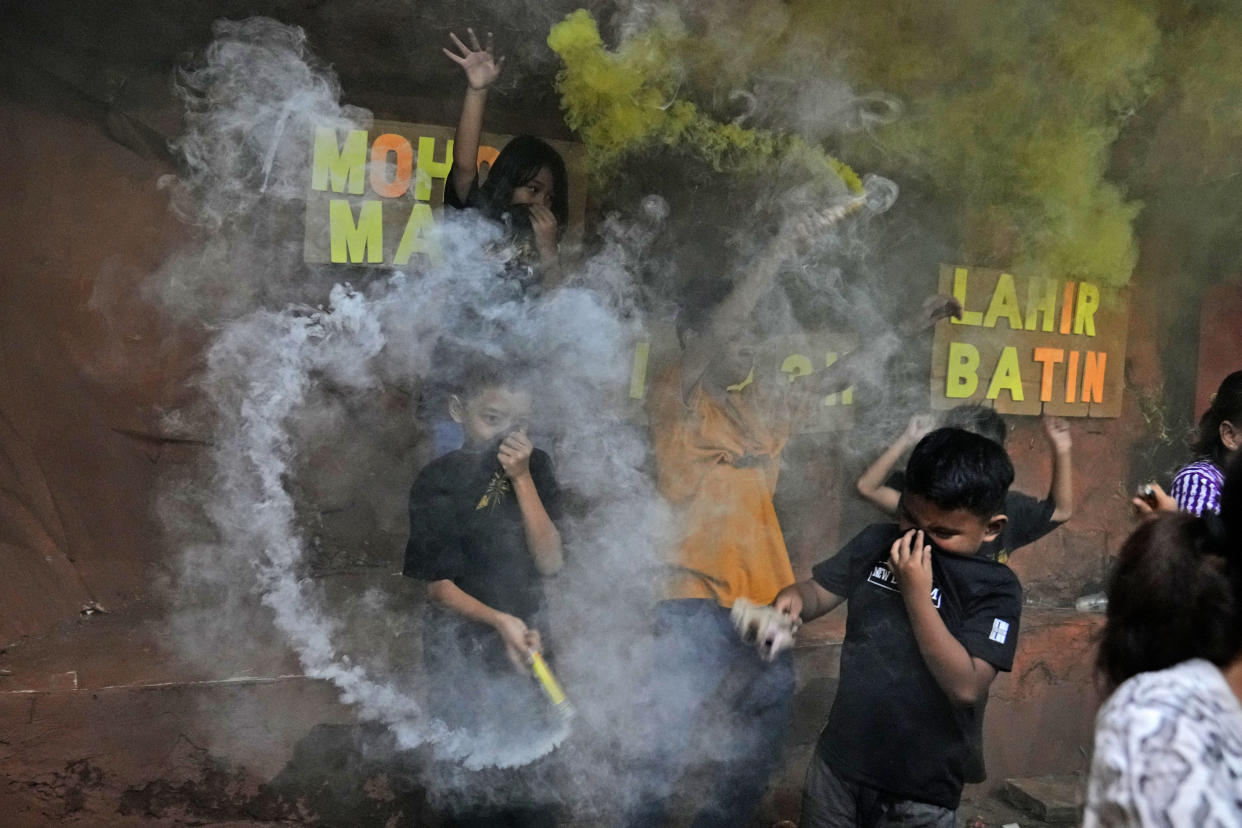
[775,428,1022,827]
[403,358,563,827]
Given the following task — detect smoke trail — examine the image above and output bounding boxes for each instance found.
[151,16,685,788]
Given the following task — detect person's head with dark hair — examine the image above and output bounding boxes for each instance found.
[898,427,1014,557]
[1098,454,1242,691]
[673,273,761,389]
[941,404,1008,446]
[477,135,569,228]
[448,354,534,451]
[1192,369,1242,467]
[1097,513,1239,691]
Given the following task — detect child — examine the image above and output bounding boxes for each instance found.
[856,404,1073,564]
[775,428,1022,828]
[1085,455,1242,827]
[443,29,569,288]
[628,207,960,825]
[1171,369,1242,515]
[403,357,563,827]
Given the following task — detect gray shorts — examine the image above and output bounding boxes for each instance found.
[800,751,956,828]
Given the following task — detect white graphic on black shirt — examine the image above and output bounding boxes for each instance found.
[866,562,941,608]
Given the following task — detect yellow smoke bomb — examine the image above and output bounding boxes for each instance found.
[529,651,568,707]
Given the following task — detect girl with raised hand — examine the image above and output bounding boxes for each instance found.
[443,29,569,289]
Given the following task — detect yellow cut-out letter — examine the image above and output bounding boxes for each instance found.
[415,136,455,201]
[986,346,1025,402]
[630,342,651,400]
[951,267,983,326]
[329,199,383,263]
[983,273,1024,330]
[823,352,854,406]
[394,202,440,266]
[1024,276,1059,332]
[946,342,980,398]
[312,127,367,194]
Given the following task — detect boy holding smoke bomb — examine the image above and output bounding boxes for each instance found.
[775,428,1023,828]
[628,198,960,826]
[403,355,563,827]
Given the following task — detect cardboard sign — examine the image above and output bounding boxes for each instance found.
[626,323,858,433]
[303,121,588,267]
[931,264,1129,417]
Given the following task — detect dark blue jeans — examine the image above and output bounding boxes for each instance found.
[626,599,796,827]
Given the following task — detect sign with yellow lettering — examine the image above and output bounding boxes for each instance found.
[626,324,858,433]
[303,121,587,267]
[931,264,1128,417]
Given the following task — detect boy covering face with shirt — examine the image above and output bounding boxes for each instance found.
[775,428,1022,828]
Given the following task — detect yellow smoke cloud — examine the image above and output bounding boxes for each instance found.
[549,3,1165,287]
[546,9,862,194]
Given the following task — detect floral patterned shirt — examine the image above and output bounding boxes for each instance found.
[1084,659,1242,828]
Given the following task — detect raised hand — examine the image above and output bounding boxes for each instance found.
[444,28,504,91]
[904,412,937,443]
[1043,415,1072,452]
[909,293,963,332]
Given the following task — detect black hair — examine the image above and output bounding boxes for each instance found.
[674,274,734,346]
[941,404,1008,446]
[477,135,569,228]
[455,352,533,401]
[1097,514,1239,690]
[905,427,1015,518]
[1097,454,1242,691]
[1191,369,1242,466]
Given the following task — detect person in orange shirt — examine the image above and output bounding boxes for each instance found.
[626,213,960,826]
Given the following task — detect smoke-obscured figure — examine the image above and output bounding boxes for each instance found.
[403,356,565,825]
[627,197,961,825]
[159,15,670,810]
[443,28,569,289]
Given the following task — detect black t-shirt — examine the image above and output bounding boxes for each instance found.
[404,446,561,632]
[812,523,1023,810]
[444,164,541,292]
[886,472,1060,563]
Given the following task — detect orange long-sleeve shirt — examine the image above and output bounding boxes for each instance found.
[648,363,801,607]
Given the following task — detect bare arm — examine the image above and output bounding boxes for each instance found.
[426,579,538,671]
[444,29,504,204]
[794,294,962,402]
[681,203,865,400]
[499,432,563,576]
[856,414,936,514]
[773,578,846,623]
[1043,416,1074,522]
[890,530,997,706]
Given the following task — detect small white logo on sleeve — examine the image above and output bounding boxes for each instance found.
[989,618,1009,644]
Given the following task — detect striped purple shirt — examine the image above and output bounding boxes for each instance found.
[1171,459,1224,516]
